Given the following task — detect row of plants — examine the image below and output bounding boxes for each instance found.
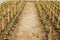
[0,1,14,21]
[0,1,20,21]
[0,1,13,11]
[36,1,60,40]
[42,1,60,29]
[0,0,26,40]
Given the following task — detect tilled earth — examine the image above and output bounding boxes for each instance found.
[8,2,47,40]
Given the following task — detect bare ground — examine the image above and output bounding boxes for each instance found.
[8,2,47,40]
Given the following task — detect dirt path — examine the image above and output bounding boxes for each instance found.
[9,2,47,40]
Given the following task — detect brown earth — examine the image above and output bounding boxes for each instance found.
[8,2,47,40]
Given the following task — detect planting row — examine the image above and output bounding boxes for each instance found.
[0,0,26,40]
